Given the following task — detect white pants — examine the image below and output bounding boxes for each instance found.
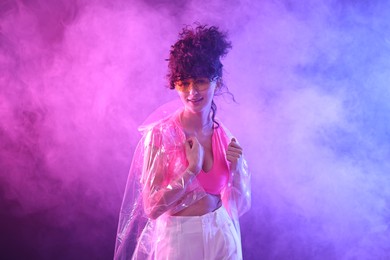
[154,206,242,260]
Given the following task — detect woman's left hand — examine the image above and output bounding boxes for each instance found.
[226,138,243,173]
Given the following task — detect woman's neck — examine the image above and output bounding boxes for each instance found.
[181,108,213,136]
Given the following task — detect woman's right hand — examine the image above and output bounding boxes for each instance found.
[185,136,204,174]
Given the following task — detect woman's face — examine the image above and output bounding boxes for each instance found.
[175,77,217,114]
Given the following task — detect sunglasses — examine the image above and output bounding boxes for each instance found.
[174,78,211,92]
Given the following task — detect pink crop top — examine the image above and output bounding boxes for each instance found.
[196,128,229,195]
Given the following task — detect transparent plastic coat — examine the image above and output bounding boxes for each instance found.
[114,109,251,260]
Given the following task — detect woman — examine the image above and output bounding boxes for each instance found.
[114,24,251,260]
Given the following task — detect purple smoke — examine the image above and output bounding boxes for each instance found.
[1,0,390,259]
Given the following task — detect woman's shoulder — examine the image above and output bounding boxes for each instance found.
[139,111,185,145]
[137,102,183,133]
[138,111,179,132]
[215,118,233,138]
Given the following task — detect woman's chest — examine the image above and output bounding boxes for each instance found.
[198,135,213,172]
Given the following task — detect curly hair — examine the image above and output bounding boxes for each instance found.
[167,24,234,127]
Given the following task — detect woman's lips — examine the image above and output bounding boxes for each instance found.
[187,97,203,103]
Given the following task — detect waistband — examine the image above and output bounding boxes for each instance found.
[157,206,231,232]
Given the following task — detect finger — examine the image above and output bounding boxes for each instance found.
[227,146,242,154]
[228,148,241,157]
[228,141,242,149]
[190,136,200,143]
[227,154,240,163]
[186,136,197,148]
[185,140,192,151]
[231,137,237,143]
[226,150,242,157]
[226,154,241,161]
[226,154,235,162]
[226,153,241,160]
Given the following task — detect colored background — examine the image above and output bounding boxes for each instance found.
[1,0,389,259]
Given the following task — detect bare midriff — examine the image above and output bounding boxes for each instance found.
[171,193,222,216]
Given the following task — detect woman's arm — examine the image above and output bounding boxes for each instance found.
[141,131,203,219]
[226,138,251,216]
[231,158,251,216]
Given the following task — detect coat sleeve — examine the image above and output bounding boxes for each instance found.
[220,125,251,218]
[141,126,205,219]
[229,156,251,217]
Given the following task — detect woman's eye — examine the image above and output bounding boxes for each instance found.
[196,79,208,85]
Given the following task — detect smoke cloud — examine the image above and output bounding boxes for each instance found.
[1,0,389,259]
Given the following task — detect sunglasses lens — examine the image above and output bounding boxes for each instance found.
[175,82,188,92]
[175,78,210,92]
[194,79,210,91]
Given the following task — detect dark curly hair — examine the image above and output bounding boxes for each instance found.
[167,24,234,128]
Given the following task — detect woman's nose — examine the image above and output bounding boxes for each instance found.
[189,83,199,95]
